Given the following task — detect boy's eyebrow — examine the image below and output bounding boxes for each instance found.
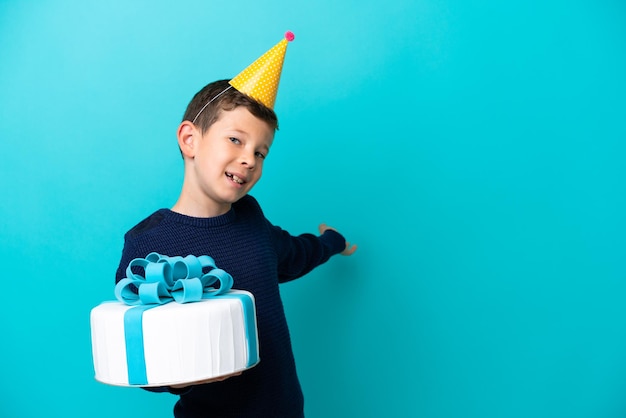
[226,128,248,135]
[257,141,271,153]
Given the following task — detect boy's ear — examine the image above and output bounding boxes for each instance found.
[177,121,198,158]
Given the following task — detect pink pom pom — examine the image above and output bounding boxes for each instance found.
[285,31,295,42]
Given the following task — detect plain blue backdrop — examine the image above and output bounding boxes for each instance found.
[1,0,625,417]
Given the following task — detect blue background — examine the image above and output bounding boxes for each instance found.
[1,1,625,417]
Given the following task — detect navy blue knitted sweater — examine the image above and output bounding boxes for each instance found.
[115,195,346,418]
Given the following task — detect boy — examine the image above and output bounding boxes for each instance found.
[115,34,356,418]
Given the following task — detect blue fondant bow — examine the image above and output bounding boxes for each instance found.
[115,252,233,305]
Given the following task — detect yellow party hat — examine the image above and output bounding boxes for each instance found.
[229,31,295,110]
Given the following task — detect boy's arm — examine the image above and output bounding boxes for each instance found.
[270,221,356,283]
[115,235,141,284]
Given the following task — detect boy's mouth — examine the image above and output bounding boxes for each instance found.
[226,172,246,184]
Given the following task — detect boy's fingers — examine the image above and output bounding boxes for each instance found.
[342,243,357,256]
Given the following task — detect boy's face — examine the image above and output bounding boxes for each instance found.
[188,106,274,215]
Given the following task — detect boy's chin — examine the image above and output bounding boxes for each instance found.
[222,191,249,204]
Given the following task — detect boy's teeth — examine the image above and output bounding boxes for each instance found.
[226,173,244,184]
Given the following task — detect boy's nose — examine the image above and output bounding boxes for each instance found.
[240,151,256,169]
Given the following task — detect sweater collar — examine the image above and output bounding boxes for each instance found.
[159,206,236,228]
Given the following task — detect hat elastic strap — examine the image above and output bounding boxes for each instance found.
[191,85,234,125]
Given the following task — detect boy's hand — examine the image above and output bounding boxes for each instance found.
[319,223,357,256]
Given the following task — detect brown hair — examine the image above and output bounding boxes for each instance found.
[182,79,278,133]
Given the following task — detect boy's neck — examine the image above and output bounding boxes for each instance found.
[171,195,232,218]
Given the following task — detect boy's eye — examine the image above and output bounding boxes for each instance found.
[255,151,266,159]
[229,137,241,144]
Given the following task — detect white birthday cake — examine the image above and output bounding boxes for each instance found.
[90,253,259,387]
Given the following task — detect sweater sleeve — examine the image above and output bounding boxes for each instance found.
[114,210,166,284]
[269,223,346,284]
[115,236,138,284]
